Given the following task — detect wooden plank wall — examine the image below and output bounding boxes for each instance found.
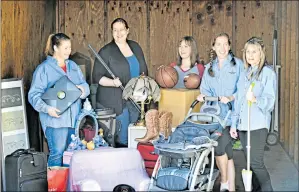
[57,0,298,168]
[277,1,299,169]
[58,0,276,76]
[1,1,56,151]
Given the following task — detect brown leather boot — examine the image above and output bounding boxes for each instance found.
[135,109,159,143]
[159,111,173,139]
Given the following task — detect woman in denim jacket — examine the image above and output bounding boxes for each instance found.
[28,33,90,166]
[197,33,243,191]
[230,37,276,191]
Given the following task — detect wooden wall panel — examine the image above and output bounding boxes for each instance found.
[295,0,299,169]
[107,1,148,63]
[288,1,297,158]
[277,1,299,166]
[149,1,192,77]
[192,0,233,63]
[235,1,275,63]
[279,1,287,143]
[1,1,55,88]
[295,0,299,168]
[284,2,292,152]
[63,1,105,60]
[1,1,56,151]
[2,1,15,79]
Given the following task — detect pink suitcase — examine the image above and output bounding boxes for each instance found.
[68,148,150,191]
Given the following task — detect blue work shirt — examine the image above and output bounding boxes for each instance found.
[126,54,140,78]
[28,56,90,133]
[231,65,276,131]
[200,54,243,126]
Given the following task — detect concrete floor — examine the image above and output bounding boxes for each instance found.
[213,143,299,191]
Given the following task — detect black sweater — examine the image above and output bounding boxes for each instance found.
[92,40,148,115]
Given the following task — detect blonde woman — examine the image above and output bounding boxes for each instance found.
[231,37,275,191]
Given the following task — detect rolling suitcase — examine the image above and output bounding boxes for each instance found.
[137,142,158,177]
[5,148,48,191]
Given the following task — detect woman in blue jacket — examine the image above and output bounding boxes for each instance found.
[231,37,275,191]
[197,33,243,191]
[28,33,90,166]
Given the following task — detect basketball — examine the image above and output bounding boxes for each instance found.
[184,73,201,89]
[155,65,178,88]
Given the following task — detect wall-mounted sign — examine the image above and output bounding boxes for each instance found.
[1,78,30,190]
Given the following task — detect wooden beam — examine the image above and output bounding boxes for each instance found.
[288,0,297,159]
[284,1,292,153]
[57,0,66,33]
[279,1,287,144]
[276,0,283,142]
[294,0,299,169]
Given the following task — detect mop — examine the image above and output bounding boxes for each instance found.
[242,82,255,191]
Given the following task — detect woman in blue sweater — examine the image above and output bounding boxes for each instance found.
[231,37,275,191]
[197,33,243,191]
[28,33,90,166]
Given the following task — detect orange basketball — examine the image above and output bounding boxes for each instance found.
[155,65,178,88]
[184,73,201,89]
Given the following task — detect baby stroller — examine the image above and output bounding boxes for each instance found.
[149,97,232,191]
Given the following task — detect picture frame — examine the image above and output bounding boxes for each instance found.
[1,78,30,190]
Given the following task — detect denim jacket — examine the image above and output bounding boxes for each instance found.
[28,56,90,133]
[200,54,243,125]
[231,65,276,131]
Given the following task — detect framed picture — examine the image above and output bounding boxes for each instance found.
[1,78,30,190]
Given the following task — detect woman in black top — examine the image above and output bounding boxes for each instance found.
[93,18,148,146]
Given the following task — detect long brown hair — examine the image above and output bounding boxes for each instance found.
[177,36,200,68]
[208,33,236,77]
[243,37,267,79]
[44,33,70,56]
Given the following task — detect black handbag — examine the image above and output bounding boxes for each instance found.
[5,148,48,191]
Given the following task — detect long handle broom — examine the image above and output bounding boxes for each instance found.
[242,82,255,191]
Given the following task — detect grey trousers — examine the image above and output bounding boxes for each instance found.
[239,128,273,192]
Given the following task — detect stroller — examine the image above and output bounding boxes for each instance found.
[148,97,232,191]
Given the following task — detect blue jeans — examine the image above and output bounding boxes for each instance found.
[116,101,140,145]
[45,127,75,166]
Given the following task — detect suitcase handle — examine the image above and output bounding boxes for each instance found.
[12,148,36,156]
[12,149,26,156]
[149,151,156,155]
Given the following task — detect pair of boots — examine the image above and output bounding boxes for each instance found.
[135,109,173,143]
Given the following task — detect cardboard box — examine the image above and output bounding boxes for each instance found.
[128,124,175,148]
[158,88,201,127]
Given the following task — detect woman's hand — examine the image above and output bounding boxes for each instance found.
[48,107,61,118]
[230,128,238,139]
[246,91,257,103]
[219,96,231,104]
[112,78,122,87]
[196,94,206,102]
[76,85,85,98]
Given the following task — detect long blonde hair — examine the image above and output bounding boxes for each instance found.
[243,37,266,79]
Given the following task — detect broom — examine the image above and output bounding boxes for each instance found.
[242,82,255,191]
